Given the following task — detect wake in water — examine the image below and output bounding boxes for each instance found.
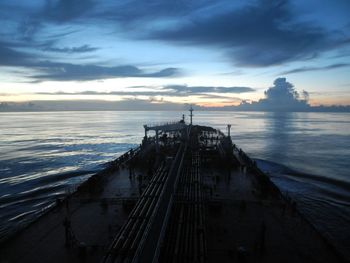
[0,169,96,242]
[256,159,350,260]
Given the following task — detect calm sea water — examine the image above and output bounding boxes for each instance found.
[0,111,349,257]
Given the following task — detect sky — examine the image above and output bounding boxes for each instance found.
[1,0,350,109]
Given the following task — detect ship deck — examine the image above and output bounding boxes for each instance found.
[0,165,144,263]
[0,123,344,263]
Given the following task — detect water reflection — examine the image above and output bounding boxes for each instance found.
[264,112,295,163]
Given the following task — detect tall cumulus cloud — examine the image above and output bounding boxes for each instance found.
[238,78,310,111]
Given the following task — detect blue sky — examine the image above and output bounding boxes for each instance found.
[0,0,350,107]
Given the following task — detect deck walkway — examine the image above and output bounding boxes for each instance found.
[0,167,143,263]
[202,165,342,263]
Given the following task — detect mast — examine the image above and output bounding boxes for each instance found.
[189,106,193,125]
[227,124,231,137]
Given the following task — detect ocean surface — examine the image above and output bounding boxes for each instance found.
[0,111,349,258]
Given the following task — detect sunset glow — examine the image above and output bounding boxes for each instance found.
[0,1,349,110]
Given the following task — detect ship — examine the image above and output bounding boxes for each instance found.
[0,108,346,263]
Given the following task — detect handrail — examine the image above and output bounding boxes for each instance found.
[144,120,183,128]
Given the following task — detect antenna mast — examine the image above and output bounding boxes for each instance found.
[189,106,193,125]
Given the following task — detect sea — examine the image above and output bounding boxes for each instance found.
[0,111,349,258]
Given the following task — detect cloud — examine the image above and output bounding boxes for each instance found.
[0,42,180,82]
[33,84,253,97]
[146,68,179,78]
[165,85,254,94]
[42,43,98,53]
[237,77,310,111]
[32,91,237,102]
[281,63,350,75]
[94,1,205,26]
[30,62,180,81]
[148,0,349,66]
[36,90,168,97]
[1,0,350,87]
[0,42,33,66]
[42,0,96,23]
[301,90,309,101]
[0,1,186,82]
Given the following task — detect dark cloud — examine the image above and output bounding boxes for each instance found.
[0,44,33,66]
[31,63,180,81]
[45,29,82,39]
[42,0,96,23]
[33,91,236,101]
[1,0,349,83]
[95,1,204,26]
[34,84,253,97]
[281,63,350,75]
[146,68,179,78]
[36,90,170,97]
[0,42,180,82]
[149,0,348,66]
[37,90,159,96]
[42,43,98,53]
[17,19,42,42]
[264,78,300,101]
[301,90,309,101]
